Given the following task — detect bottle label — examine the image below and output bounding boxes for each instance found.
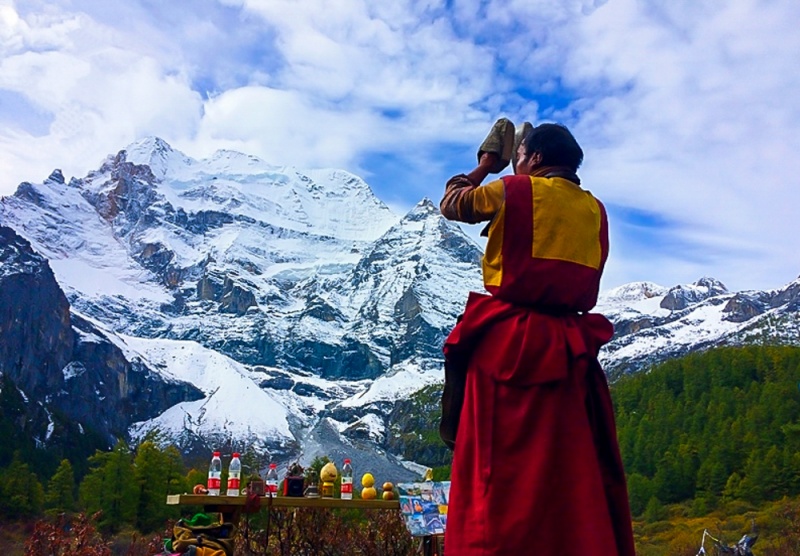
[341,477,353,498]
[266,480,278,497]
[227,478,240,491]
[208,477,221,490]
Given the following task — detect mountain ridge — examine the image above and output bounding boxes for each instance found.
[1,137,798,474]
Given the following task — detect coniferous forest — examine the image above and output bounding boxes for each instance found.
[615,345,800,516]
[2,345,800,555]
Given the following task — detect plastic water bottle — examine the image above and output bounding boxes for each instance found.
[341,458,353,500]
[266,463,278,498]
[227,452,242,496]
[207,451,222,496]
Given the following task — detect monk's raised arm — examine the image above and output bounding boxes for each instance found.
[440,152,504,224]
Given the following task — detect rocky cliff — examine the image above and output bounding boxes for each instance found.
[0,226,203,446]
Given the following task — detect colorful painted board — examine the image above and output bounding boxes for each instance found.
[396,481,450,537]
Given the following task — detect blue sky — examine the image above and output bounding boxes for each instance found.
[1,0,799,292]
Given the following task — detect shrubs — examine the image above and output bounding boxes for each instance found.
[24,513,165,556]
[237,506,415,556]
[633,496,800,555]
[25,513,110,556]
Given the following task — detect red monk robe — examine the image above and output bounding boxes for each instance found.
[439,172,635,556]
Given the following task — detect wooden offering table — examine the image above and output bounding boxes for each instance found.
[166,493,399,519]
[166,494,441,555]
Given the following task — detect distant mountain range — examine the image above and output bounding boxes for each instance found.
[1,137,798,476]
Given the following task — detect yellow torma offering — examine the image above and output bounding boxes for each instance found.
[382,482,395,500]
[360,472,377,499]
[320,461,338,498]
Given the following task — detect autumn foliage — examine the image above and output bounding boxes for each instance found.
[236,506,418,556]
[23,512,163,556]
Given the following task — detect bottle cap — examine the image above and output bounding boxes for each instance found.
[213,451,221,457]
[269,463,277,468]
[344,458,351,464]
[233,452,240,458]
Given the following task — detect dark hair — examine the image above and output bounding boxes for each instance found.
[522,123,584,171]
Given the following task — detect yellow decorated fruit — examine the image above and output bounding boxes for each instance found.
[382,490,395,500]
[361,486,377,500]
[361,472,375,488]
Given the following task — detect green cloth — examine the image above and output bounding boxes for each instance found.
[184,512,216,527]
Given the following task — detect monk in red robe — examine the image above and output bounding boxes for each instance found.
[439,122,635,556]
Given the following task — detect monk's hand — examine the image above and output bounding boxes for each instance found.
[479,152,500,170]
[464,152,500,185]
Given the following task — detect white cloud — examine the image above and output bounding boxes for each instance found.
[0,2,202,186]
[553,0,800,289]
[0,0,798,291]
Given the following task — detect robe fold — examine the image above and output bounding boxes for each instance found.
[441,292,635,556]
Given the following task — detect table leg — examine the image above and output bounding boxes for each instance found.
[422,535,436,556]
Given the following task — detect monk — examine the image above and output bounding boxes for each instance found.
[439,121,635,556]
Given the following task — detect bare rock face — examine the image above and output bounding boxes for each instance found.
[80,151,160,223]
[614,316,657,336]
[771,280,800,311]
[723,293,769,323]
[0,226,203,444]
[65,314,204,439]
[0,226,74,399]
[660,277,729,311]
[196,271,258,315]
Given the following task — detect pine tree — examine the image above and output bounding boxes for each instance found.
[643,496,666,522]
[783,447,800,496]
[722,472,742,502]
[79,439,138,532]
[626,473,653,517]
[133,440,185,532]
[45,458,75,514]
[0,451,45,518]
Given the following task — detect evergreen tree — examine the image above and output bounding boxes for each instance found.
[79,439,138,532]
[759,445,785,499]
[722,472,742,502]
[0,451,45,518]
[626,473,653,517]
[186,467,207,491]
[783,447,800,496]
[643,496,665,522]
[45,458,75,514]
[133,440,185,532]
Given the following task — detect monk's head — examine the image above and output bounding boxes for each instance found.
[515,123,583,175]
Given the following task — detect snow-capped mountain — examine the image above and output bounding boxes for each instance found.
[0,138,481,478]
[597,276,800,377]
[1,137,798,475]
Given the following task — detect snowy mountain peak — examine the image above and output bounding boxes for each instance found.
[693,276,728,295]
[205,148,271,172]
[600,281,668,304]
[403,198,438,221]
[45,169,65,185]
[297,168,386,204]
[660,276,729,311]
[123,136,194,179]
[127,135,173,154]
